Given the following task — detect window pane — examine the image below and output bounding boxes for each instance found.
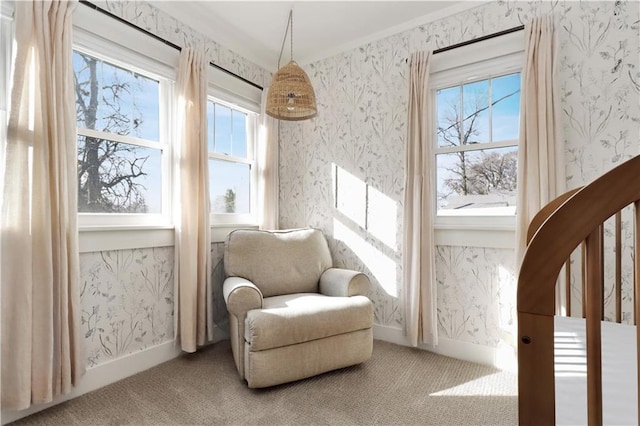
[232,111,247,158]
[436,86,461,148]
[73,51,160,141]
[132,72,160,141]
[209,159,250,214]
[492,73,521,141]
[73,51,99,129]
[436,146,517,214]
[214,104,232,155]
[462,80,489,144]
[77,136,162,213]
[207,100,215,152]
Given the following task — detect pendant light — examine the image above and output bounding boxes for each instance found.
[266,10,317,121]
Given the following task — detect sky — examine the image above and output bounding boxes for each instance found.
[435,72,521,212]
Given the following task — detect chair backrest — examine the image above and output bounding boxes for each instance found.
[224,228,333,297]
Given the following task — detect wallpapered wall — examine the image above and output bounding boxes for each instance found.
[94,1,270,88]
[79,244,227,367]
[79,0,640,369]
[278,0,640,348]
[77,0,269,368]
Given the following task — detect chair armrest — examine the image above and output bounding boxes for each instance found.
[223,277,263,317]
[319,268,370,297]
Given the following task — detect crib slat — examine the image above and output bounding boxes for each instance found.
[635,201,639,426]
[582,241,587,319]
[616,211,622,323]
[601,225,605,321]
[586,226,603,426]
[565,259,572,317]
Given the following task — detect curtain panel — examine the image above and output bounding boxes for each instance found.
[402,51,438,347]
[174,47,212,352]
[1,0,84,410]
[516,15,565,266]
[258,87,279,230]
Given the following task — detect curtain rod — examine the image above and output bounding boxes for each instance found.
[78,0,264,91]
[405,25,525,62]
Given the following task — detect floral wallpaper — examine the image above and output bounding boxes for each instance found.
[80,247,174,367]
[80,243,228,368]
[278,0,640,348]
[436,246,516,347]
[210,242,230,341]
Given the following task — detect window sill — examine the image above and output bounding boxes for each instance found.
[434,216,516,249]
[79,226,174,253]
[79,224,259,253]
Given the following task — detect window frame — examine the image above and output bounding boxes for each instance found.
[429,31,524,229]
[73,43,174,227]
[68,1,263,251]
[73,27,175,228]
[206,94,259,226]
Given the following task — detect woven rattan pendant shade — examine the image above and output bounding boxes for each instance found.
[266,10,317,121]
[266,61,317,121]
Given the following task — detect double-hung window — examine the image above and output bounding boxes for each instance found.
[434,72,521,215]
[207,97,258,225]
[74,49,170,225]
[430,32,523,228]
[73,7,176,229]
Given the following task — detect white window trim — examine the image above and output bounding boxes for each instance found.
[207,94,260,226]
[78,224,259,253]
[430,30,524,234]
[73,14,176,229]
[70,4,265,251]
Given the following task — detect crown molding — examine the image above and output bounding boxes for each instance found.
[298,1,490,67]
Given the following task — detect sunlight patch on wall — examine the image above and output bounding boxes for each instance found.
[333,163,398,251]
[497,264,516,345]
[334,165,366,228]
[367,185,397,249]
[333,218,397,297]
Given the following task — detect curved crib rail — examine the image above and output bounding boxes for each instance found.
[517,154,640,426]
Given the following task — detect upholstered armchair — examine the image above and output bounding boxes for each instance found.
[223,228,373,388]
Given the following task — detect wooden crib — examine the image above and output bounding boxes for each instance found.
[517,154,640,425]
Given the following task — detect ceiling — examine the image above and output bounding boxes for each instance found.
[152,1,475,72]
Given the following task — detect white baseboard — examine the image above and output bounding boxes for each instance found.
[373,324,517,372]
[1,340,182,425]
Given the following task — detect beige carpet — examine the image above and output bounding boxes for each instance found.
[10,340,517,425]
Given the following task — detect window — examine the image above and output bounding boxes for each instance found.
[207,98,258,224]
[72,6,177,228]
[74,49,166,218]
[430,33,523,221]
[434,72,521,216]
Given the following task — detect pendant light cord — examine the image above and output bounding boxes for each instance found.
[276,10,293,69]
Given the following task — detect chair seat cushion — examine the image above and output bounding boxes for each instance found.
[245,293,373,352]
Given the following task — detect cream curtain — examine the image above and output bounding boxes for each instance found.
[402,51,437,347]
[174,47,212,352]
[257,87,279,230]
[1,0,84,410]
[516,15,565,266]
